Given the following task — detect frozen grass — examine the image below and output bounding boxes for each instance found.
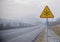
[50,26,60,37]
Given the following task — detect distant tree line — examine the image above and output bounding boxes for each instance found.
[0,22,34,30]
[49,18,60,26]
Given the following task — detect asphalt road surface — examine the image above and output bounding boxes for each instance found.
[0,25,45,42]
[1,25,60,42]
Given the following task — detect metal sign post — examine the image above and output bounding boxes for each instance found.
[46,18,49,42]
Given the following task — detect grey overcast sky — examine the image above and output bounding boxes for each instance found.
[0,0,60,23]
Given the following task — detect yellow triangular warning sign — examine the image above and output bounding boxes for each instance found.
[40,6,54,18]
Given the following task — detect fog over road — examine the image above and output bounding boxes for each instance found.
[1,24,60,42]
[0,25,45,42]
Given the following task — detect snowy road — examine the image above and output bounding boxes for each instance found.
[0,25,45,42]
